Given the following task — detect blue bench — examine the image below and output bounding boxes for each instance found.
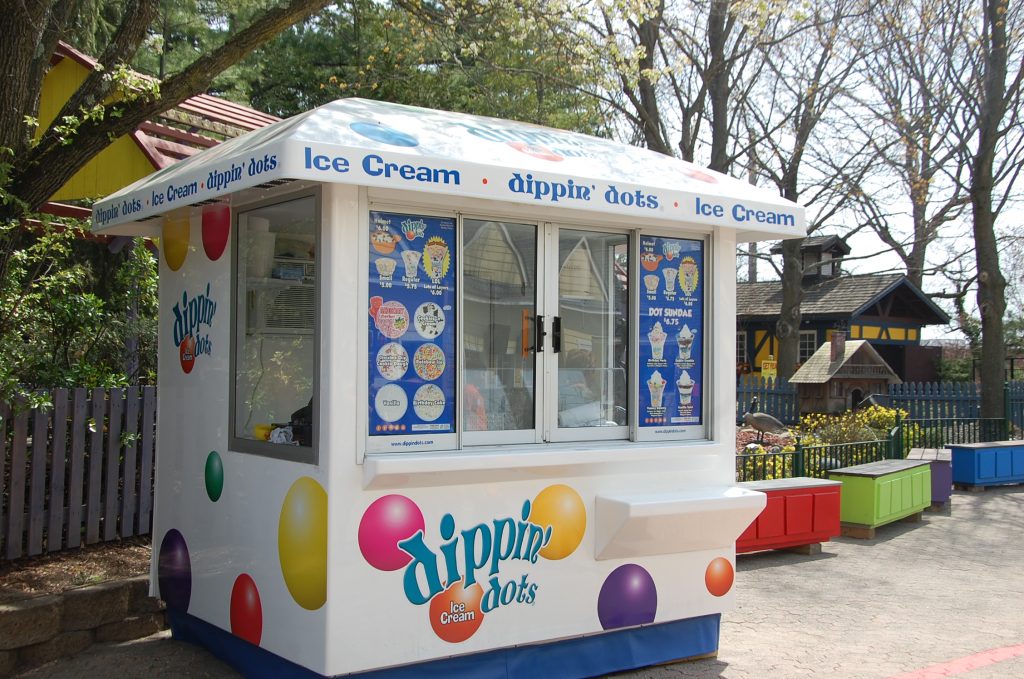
[948,441,1024,491]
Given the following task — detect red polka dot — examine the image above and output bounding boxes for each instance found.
[673,201,679,208]
[482,178,489,185]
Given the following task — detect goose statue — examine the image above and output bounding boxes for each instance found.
[742,396,789,444]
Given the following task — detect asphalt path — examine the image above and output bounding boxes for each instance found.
[19,485,1024,679]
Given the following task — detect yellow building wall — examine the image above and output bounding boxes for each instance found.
[39,54,155,201]
[753,330,773,368]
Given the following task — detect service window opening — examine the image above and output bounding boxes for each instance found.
[230,193,319,463]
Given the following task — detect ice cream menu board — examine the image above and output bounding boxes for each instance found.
[638,236,703,428]
[368,212,456,437]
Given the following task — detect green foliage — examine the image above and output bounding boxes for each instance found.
[737,442,797,481]
[0,216,157,401]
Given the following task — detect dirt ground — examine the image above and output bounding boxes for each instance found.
[0,537,151,604]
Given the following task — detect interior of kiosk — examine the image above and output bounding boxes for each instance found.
[92,98,804,679]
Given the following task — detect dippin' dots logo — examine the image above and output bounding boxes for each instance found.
[358,486,586,643]
[172,283,216,374]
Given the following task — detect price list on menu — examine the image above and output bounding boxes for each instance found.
[367,211,456,439]
[637,236,704,429]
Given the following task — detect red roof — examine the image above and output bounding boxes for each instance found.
[52,41,280,169]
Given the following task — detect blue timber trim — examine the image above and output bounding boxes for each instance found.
[167,609,720,679]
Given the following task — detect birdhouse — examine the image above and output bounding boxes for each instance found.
[790,334,901,414]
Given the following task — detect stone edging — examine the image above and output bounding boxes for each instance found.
[0,575,165,677]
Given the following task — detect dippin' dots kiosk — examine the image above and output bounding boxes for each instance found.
[92,98,803,678]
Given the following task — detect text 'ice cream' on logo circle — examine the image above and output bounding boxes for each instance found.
[677,324,695,361]
[413,383,446,421]
[647,370,666,409]
[423,237,450,281]
[677,370,695,404]
[430,581,485,643]
[648,322,667,360]
[375,383,408,422]
[414,302,445,339]
[376,342,409,380]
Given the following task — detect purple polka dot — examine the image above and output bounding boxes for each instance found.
[597,563,657,630]
[158,529,191,611]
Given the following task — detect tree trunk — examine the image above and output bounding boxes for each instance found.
[635,1,672,156]
[707,0,730,172]
[776,238,803,379]
[971,0,1011,418]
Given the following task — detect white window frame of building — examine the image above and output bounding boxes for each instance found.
[736,332,747,365]
[798,330,817,364]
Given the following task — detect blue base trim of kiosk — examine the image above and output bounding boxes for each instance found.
[167,609,720,678]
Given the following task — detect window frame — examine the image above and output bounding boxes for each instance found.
[360,203,711,455]
[228,188,321,464]
[798,329,818,364]
[737,332,748,365]
[543,222,631,444]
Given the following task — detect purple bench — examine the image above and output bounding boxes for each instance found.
[906,448,952,509]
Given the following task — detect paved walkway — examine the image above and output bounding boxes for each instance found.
[19,486,1024,679]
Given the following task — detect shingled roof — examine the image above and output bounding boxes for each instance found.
[736,273,949,324]
[790,340,901,384]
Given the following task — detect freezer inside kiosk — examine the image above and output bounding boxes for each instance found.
[92,98,804,678]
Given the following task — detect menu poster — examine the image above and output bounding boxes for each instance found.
[638,236,704,428]
[368,211,456,437]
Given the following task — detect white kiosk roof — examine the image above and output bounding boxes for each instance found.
[91,98,804,240]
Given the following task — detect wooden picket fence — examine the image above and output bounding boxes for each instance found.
[736,375,799,425]
[1,387,157,561]
[888,381,981,419]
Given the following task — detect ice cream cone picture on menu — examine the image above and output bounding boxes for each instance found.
[677,370,695,405]
[371,227,398,254]
[640,252,663,271]
[423,237,450,282]
[648,322,667,361]
[676,324,695,361]
[647,371,666,409]
[662,267,677,294]
[679,256,699,295]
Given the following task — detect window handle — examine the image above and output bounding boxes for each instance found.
[552,316,562,354]
[534,314,546,352]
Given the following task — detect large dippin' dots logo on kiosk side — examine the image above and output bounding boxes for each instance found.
[172,284,217,373]
[358,485,586,643]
